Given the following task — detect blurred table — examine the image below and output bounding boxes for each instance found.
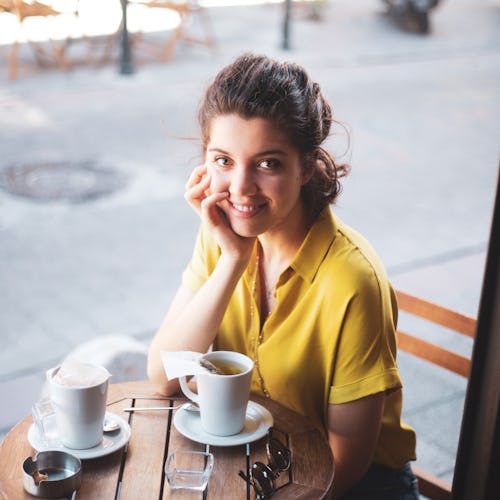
[0,380,334,499]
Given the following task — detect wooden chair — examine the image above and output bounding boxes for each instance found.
[0,0,74,80]
[395,289,477,500]
[127,0,214,63]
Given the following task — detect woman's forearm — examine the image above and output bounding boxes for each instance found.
[147,254,248,394]
[327,394,385,497]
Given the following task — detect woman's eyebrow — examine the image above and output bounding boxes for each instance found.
[207,147,288,157]
[207,147,230,154]
[257,149,289,157]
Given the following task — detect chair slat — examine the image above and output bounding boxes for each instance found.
[412,466,452,500]
[396,290,476,338]
[394,290,477,499]
[397,330,471,378]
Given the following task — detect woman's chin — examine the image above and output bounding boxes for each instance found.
[233,228,260,239]
[229,220,263,239]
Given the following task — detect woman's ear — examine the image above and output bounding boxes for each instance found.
[301,161,315,186]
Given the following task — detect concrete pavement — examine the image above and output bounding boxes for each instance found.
[1,0,499,489]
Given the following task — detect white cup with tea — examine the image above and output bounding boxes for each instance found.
[46,359,111,449]
[179,351,254,436]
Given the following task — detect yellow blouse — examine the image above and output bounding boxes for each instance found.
[182,207,416,468]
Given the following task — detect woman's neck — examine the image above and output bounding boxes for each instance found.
[257,202,314,273]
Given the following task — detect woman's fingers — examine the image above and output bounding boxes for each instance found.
[185,173,210,200]
[200,192,229,225]
[185,164,207,190]
[184,167,211,214]
[184,164,253,258]
[201,192,255,260]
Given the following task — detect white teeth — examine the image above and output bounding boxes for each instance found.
[232,203,257,212]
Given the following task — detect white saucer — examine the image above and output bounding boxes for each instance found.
[173,401,273,447]
[27,411,131,460]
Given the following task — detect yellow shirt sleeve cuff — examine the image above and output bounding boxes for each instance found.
[329,368,402,405]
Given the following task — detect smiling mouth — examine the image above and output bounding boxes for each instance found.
[229,201,265,217]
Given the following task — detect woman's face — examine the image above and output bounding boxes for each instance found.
[205,114,309,238]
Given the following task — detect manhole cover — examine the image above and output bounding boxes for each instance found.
[0,161,127,203]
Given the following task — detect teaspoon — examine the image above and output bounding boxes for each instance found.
[122,402,200,413]
[103,418,121,433]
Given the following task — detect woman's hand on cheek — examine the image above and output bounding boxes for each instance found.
[201,191,255,263]
[200,190,229,227]
[185,164,255,263]
[184,164,211,216]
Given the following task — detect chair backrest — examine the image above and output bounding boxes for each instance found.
[395,289,477,500]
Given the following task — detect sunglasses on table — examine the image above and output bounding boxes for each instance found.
[238,428,292,499]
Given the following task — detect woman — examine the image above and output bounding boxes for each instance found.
[148,53,418,498]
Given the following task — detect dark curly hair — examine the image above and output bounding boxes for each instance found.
[198,53,350,215]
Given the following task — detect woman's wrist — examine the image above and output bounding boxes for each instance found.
[217,248,253,276]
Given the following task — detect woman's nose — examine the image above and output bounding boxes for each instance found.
[228,166,257,196]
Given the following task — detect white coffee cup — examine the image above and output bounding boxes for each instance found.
[179,351,254,436]
[47,363,110,449]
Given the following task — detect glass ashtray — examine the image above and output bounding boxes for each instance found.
[165,451,214,491]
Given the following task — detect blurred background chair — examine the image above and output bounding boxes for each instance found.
[127,0,214,63]
[0,0,76,80]
[395,289,477,500]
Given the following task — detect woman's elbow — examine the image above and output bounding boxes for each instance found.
[147,361,179,397]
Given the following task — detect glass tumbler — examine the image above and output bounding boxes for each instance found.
[165,451,214,491]
[31,398,58,445]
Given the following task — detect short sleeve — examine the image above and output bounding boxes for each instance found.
[328,268,401,404]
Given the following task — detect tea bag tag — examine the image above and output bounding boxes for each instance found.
[161,351,209,380]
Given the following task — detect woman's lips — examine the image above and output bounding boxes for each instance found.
[229,201,265,217]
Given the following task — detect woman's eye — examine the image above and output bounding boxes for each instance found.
[259,159,279,170]
[215,157,230,168]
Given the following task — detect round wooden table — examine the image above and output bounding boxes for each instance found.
[0,380,334,499]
